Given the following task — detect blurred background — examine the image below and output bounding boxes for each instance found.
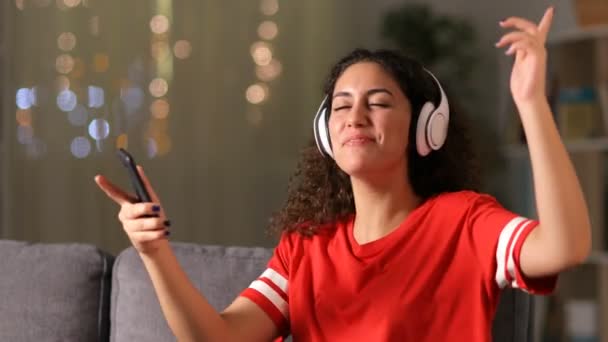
[0,0,607,340]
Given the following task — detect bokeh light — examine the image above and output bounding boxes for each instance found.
[150,15,170,34]
[260,0,279,15]
[150,99,170,119]
[57,89,77,112]
[246,83,269,104]
[16,109,32,126]
[88,118,110,140]
[25,139,47,159]
[70,58,85,78]
[120,87,144,113]
[70,136,91,158]
[258,21,278,40]
[15,0,24,10]
[88,85,104,108]
[93,53,109,72]
[67,104,88,126]
[255,59,282,81]
[120,86,144,113]
[173,40,192,59]
[149,78,168,98]
[16,88,32,109]
[89,16,100,36]
[17,126,34,145]
[250,41,273,66]
[56,54,75,74]
[116,134,128,149]
[147,138,158,158]
[57,32,76,51]
[63,0,81,8]
[28,87,38,106]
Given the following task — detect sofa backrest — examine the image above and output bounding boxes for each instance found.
[111,242,533,341]
[0,240,114,342]
[110,242,272,342]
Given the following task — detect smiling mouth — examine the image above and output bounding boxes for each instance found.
[344,137,374,146]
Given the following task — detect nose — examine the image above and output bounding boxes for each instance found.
[346,102,369,127]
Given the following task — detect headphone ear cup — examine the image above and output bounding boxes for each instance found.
[416,101,435,156]
[313,100,334,158]
[427,111,448,150]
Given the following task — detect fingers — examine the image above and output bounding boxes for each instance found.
[123,216,170,233]
[130,229,169,242]
[499,6,554,43]
[495,31,534,48]
[137,166,162,204]
[500,17,538,36]
[505,40,533,57]
[118,202,164,221]
[94,175,137,205]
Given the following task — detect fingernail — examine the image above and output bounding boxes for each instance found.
[152,205,161,212]
[164,219,171,227]
[165,230,171,236]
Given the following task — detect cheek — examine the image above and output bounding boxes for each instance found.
[384,117,410,149]
[327,117,340,143]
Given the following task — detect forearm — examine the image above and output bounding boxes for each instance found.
[519,99,592,264]
[139,242,233,342]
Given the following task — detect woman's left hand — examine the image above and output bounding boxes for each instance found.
[496,7,554,108]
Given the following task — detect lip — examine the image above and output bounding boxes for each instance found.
[342,134,375,146]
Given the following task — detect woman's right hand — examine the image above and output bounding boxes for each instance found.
[94,166,171,255]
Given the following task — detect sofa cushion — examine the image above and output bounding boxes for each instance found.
[110,243,272,342]
[0,240,114,342]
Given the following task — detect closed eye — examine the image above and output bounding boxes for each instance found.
[333,106,351,111]
[370,103,389,108]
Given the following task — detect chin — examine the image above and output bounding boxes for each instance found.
[336,157,381,177]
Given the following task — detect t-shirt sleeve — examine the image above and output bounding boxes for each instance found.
[240,234,291,334]
[466,193,557,295]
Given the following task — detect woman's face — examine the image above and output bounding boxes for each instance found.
[328,62,412,178]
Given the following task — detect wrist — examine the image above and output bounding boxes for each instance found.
[515,97,551,116]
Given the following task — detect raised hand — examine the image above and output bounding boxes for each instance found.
[496,7,554,108]
[94,166,170,255]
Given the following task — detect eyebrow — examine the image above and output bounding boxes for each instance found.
[332,88,394,99]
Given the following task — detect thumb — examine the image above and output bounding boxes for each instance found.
[137,166,162,204]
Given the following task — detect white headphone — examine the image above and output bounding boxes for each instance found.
[313,68,449,158]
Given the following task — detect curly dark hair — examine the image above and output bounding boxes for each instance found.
[270,48,481,236]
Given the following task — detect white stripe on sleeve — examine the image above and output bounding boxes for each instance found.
[495,217,527,288]
[249,280,289,318]
[261,268,288,293]
[507,220,534,289]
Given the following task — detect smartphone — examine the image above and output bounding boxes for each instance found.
[116,148,152,203]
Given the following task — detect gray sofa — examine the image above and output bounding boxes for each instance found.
[0,240,533,341]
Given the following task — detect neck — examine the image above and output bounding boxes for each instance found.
[351,165,421,244]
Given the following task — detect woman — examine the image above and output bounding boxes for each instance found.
[95,7,590,341]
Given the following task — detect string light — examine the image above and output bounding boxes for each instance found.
[245,0,282,126]
[16,0,184,159]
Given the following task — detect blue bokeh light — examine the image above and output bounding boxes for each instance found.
[88,118,110,140]
[16,88,32,109]
[70,136,91,158]
[57,89,77,112]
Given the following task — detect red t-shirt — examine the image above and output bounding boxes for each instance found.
[240,191,557,341]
